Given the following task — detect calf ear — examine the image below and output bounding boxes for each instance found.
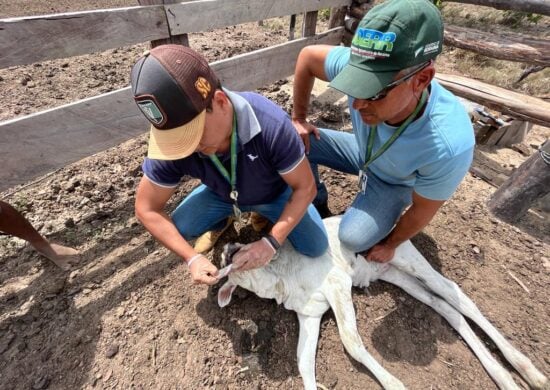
[218,281,237,308]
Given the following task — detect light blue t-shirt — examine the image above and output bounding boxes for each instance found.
[325,46,475,200]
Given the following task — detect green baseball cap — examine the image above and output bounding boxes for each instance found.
[329,0,443,99]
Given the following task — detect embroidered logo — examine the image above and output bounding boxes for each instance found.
[423,41,440,55]
[352,28,396,55]
[137,99,164,125]
[195,77,211,99]
[414,46,424,58]
[247,154,259,162]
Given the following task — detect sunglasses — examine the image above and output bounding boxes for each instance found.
[364,61,432,102]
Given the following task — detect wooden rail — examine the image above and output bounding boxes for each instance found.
[435,73,550,128]
[0,28,344,192]
[0,0,349,69]
[444,0,550,16]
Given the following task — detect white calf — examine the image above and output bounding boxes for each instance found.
[217,216,547,390]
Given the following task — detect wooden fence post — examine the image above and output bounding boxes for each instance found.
[137,0,189,47]
[302,11,318,37]
[329,6,347,29]
[487,139,550,223]
[289,14,297,40]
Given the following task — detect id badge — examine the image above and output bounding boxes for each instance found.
[358,169,368,194]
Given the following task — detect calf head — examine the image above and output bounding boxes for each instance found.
[217,243,286,308]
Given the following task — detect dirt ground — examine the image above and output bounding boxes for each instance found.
[1,2,549,390]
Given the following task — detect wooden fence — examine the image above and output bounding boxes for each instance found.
[1,0,549,216]
[0,0,348,191]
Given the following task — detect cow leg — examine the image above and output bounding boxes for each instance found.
[297,314,321,390]
[380,266,521,390]
[323,271,406,390]
[391,243,547,389]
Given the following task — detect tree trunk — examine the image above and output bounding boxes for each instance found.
[444,0,550,16]
[487,140,550,223]
[444,25,550,66]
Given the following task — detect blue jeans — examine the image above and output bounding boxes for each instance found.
[171,185,328,257]
[308,129,413,252]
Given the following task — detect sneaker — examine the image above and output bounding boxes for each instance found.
[313,202,332,219]
[193,217,234,253]
[250,212,269,232]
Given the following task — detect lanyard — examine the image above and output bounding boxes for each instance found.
[362,89,428,171]
[209,113,238,200]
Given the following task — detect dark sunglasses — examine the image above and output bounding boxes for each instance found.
[364,60,432,102]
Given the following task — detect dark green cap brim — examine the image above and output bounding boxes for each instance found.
[328,63,398,99]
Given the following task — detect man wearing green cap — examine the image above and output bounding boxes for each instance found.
[292,0,475,262]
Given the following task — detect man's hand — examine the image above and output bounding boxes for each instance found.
[232,238,276,271]
[188,255,219,285]
[292,118,320,154]
[364,242,396,263]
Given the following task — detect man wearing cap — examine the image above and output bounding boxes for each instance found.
[292,0,475,263]
[131,45,328,285]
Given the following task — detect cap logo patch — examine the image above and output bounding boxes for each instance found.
[137,99,164,125]
[423,41,440,55]
[195,77,211,99]
[353,28,396,54]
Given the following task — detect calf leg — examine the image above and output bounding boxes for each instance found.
[297,314,322,390]
[380,266,521,390]
[391,245,547,389]
[323,272,406,390]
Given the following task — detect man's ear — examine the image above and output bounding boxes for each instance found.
[414,65,435,92]
[211,89,229,109]
[218,281,237,308]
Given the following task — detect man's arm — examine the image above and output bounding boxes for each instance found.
[270,158,317,244]
[292,44,333,152]
[365,191,445,263]
[135,176,218,285]
[231,158,316,271]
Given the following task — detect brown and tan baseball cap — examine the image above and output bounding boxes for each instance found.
[130,45,219,160]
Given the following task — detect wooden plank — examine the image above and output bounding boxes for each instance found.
[470,150,512,188]
[0,6,169,69]
[302,11,318,38]
[0,88,146,192]
[445,25,550,66]
[137,0,189,48]
[0,28,344,191]
[167,0,350,35]
[211,28,343,91]
[0,0,350,69]
[445,0,550,16]
[435,73,550,128]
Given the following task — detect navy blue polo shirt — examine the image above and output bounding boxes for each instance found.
[142,89,305,205]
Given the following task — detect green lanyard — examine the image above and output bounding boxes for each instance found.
[362,89,428,171]
[209,113,239,202]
